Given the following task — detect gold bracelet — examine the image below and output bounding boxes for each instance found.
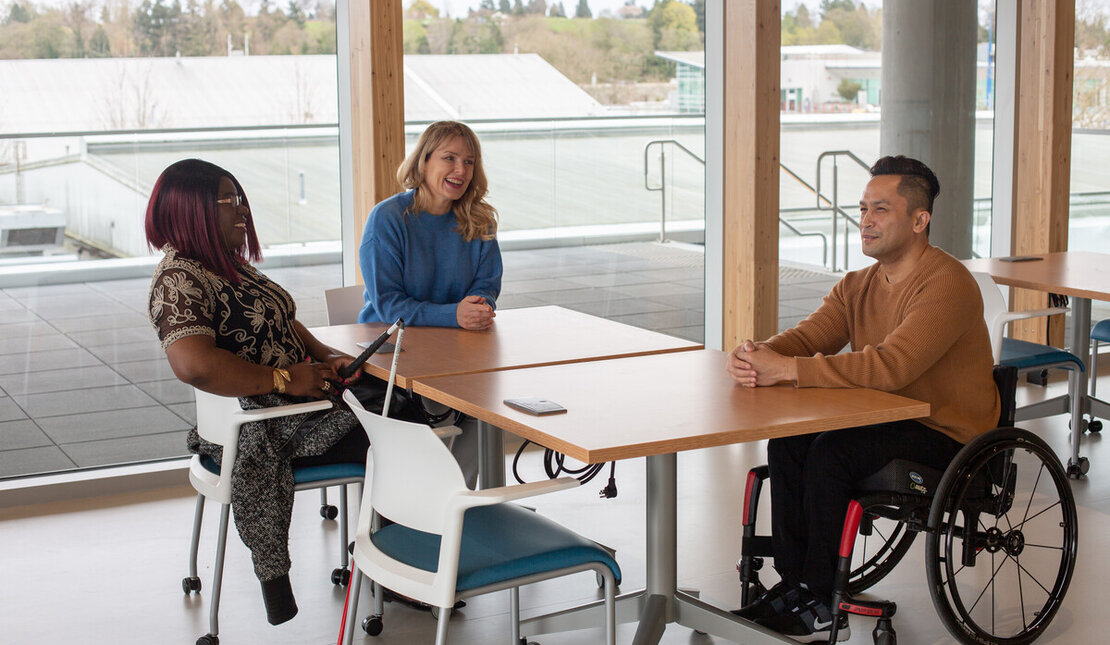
[272,367,291,394]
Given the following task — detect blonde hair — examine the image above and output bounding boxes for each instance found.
[397,121,498,242]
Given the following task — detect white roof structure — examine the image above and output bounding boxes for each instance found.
[656,45,874,72]
[0,53,606,135]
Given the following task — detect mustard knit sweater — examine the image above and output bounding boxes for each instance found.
[764,245,1001,444]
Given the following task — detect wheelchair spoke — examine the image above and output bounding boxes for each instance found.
[1019,461,1047,526]
[965,551,1010,616]
[1012,555,1056,597]
[1008,499,1062,532]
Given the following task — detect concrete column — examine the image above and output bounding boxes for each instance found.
[880,0,978,259]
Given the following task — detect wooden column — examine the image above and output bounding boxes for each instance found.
[345,0,405,284]
[1011,0,1074,345]
[721,1,780,349]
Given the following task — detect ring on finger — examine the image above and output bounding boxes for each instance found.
[321,381,332,393]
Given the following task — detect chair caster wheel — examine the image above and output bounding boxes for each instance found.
[182,576,201,594]
[1089,419,1103,433]
[320,504,339,520]
[196,634,219,645]
[362,615,383,636]
[1067,457,1090,478]
[331,567,351,586]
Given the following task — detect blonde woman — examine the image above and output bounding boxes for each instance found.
[357,121,501,489]
[358,120,502,329]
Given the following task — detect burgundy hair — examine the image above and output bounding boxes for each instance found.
[144,159,262,282]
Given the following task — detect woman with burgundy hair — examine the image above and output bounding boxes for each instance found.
[145,158,367,626]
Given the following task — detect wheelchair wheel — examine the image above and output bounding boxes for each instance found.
[847,516,917,595]
[925,428,1078,645]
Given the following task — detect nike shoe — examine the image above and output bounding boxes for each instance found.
[755,586,849,643]
[731,580,798,621]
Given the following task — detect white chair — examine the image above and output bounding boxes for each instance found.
[183,388,365,645]
[972,272,1088,475]
[325,285,367,325]
[340,388,620,645]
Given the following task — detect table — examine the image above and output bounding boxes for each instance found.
[414,349,930,645]
[311,305,701,486]
[964,252,1110,473]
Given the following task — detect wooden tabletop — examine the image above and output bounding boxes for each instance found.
[963,252,1110,301]
[413,349,931,463]
[310,305,702,388]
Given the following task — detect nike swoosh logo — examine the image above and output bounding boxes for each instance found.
[812,617,833,630]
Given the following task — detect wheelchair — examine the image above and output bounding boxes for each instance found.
[738,366,1079,644]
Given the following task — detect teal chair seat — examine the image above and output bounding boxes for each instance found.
[372,503,621,592]
[200,455,365,484]
[1000,337,1085,373]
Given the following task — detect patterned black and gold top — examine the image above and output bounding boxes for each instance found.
[148,244,307,368]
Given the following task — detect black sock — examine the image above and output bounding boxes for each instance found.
[260,573,298,625]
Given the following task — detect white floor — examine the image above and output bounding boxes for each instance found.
[2,376,1109,645]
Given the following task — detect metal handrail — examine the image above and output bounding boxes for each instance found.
[778,163,831,267]
[816,150,872,271]
[644,139,704,242]
[645,140,829,262]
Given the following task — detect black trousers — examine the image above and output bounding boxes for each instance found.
[767,420,962,601]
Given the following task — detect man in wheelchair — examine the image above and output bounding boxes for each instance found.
[725,156,1001,642]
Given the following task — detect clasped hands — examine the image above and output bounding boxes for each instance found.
[457,294,495,330]
[726,340,798,388]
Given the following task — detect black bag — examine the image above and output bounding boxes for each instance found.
[338,376,442,425]
[276,376,457,459]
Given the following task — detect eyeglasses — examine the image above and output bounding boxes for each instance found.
[217,194,246,208]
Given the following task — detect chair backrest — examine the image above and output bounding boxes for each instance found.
[325,285,367,325]
[971,271,1007,363]
[343,389,468,535]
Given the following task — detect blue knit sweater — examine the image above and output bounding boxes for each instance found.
[358,191,502,327]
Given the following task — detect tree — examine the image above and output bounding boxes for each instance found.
[287,0,306,26]
[88,24,111,56]
[5,3,32,25]
[512,0,525,16]
[499,0,511,13]
[819,0,855,17]
[795,4,813,29]
[575,0,591,19]
[837,78,862,103]
[823,4,880,50]
[527,0,547,15]
[133,0,183,56]
[405,0,439,20]
[549,2,566,18]
[692,0,704,42]
[403,18,430,53]
[648,0,698,51]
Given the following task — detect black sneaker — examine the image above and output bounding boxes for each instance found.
[755,586,849,643]
[731,580,797,621]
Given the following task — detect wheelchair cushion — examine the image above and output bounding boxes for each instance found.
[199,454,364,483]
[856,459,944,497]
[370,503,622,592]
